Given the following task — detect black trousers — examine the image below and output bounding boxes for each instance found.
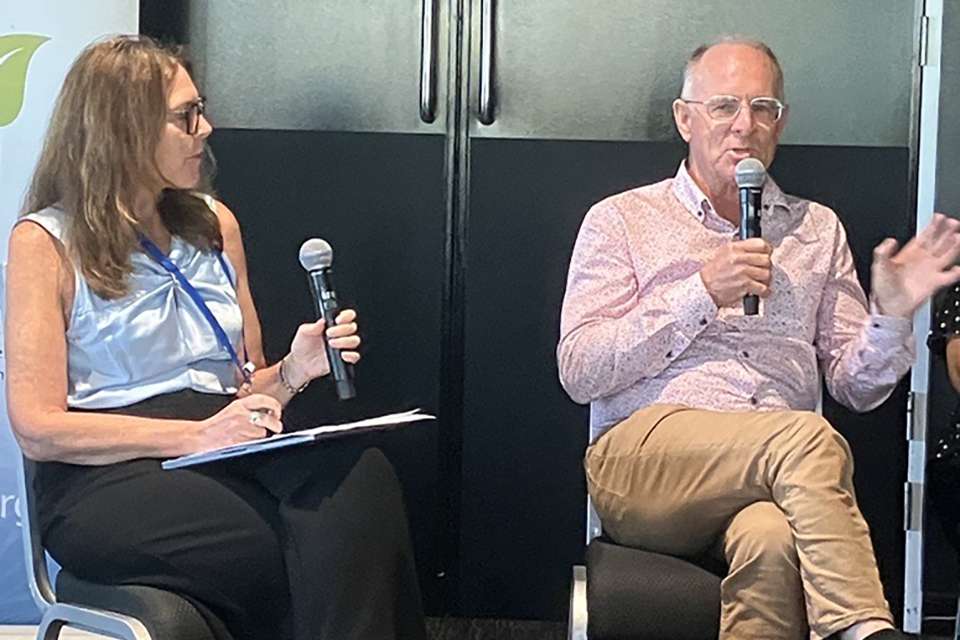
[34,391,427,640]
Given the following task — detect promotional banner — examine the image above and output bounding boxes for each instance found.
[0,2,137,622]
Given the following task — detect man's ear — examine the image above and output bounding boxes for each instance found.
[773,104,789,140]
[673,99,692,143]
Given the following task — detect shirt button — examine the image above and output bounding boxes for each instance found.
[699,318,708,326]
[666,351,673,358]
[741,351,749,358]
[750,397,758,406]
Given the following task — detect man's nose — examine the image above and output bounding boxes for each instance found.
[730,100,756,134]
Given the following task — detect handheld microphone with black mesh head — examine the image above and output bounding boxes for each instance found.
[298,238,356,400]
[735,158,767,316]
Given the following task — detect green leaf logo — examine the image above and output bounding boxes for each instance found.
[0,34,51,127]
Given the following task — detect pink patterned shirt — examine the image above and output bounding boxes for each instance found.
[558,163,915,438]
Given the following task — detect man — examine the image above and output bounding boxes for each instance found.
[558,37,960,640]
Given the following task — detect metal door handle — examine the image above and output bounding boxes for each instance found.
[419,0,438,123]
[478,0,495,125]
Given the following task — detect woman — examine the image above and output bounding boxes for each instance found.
[5,35,426,640]
[929,283,960,554]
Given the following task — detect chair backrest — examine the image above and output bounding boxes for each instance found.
[15,454,57,612]
[586,407,603,544]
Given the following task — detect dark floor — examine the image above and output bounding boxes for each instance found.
[426,617,566,640]
[424,617,959,639]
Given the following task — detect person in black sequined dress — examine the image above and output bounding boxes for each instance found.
[929,283,960,553]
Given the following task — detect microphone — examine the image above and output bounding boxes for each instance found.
[298,238,356,400]
[735,158,766,316]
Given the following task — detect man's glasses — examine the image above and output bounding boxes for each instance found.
[680,95,784,127]
[169,97,206,135]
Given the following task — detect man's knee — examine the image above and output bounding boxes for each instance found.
[726,502,798,569]
[788,412,853,465]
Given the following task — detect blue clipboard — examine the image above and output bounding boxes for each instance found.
[162,409,434,470]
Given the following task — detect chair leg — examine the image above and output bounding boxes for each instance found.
[568,565,588,640]
[38,603,152,640]
[37,618,66,640]
[954,594,960,640]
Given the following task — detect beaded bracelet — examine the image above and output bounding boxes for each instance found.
[278,356,309,395]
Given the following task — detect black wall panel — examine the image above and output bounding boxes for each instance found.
[208,129,449,611]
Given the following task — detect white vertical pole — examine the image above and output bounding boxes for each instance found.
[904,0,943,632]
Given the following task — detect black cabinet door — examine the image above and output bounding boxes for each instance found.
[182,0,454,613]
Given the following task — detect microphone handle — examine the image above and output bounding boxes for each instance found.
[307,269,356,400]
[739,186,763,316]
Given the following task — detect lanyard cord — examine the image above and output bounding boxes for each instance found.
[138,233,252,385]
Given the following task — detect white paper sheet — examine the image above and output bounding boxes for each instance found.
[162,409,435,470]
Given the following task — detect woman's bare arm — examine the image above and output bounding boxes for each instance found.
[4,221,280,464]
[946,337,960,393]
[213,200,360,405]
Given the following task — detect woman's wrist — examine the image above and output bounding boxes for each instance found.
[278,354,310,395]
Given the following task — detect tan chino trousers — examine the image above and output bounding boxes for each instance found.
[585,405,894,640]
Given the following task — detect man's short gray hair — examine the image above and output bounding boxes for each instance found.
[680,36,785,101]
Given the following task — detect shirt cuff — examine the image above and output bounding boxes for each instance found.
[661,271,719,340]
[862,312,914,356]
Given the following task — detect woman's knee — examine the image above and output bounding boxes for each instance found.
[356,447,401,488]
[340,447,407,526]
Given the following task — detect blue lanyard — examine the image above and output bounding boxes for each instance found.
[138,233,251,385]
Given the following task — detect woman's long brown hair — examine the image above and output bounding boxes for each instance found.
[22,35,221,299]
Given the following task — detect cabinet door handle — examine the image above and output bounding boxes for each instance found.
[419,0,438,123]
[478,0,495,125]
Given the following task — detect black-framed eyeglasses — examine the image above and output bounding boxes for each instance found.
[169,97,206,135]
[680,94,784,127]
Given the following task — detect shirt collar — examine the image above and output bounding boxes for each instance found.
[672,161,790,224]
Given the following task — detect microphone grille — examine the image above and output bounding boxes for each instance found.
[298,238,333,271]
[735,158,767,189]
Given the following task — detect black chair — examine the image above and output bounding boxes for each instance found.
[16,455,229,640]
[567,495,722,640]
[568,391,838,639]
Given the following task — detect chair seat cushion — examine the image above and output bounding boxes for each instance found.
[56,570,230,640]
[586,538,722,640]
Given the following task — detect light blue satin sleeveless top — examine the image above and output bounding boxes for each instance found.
[20,204,243,409]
